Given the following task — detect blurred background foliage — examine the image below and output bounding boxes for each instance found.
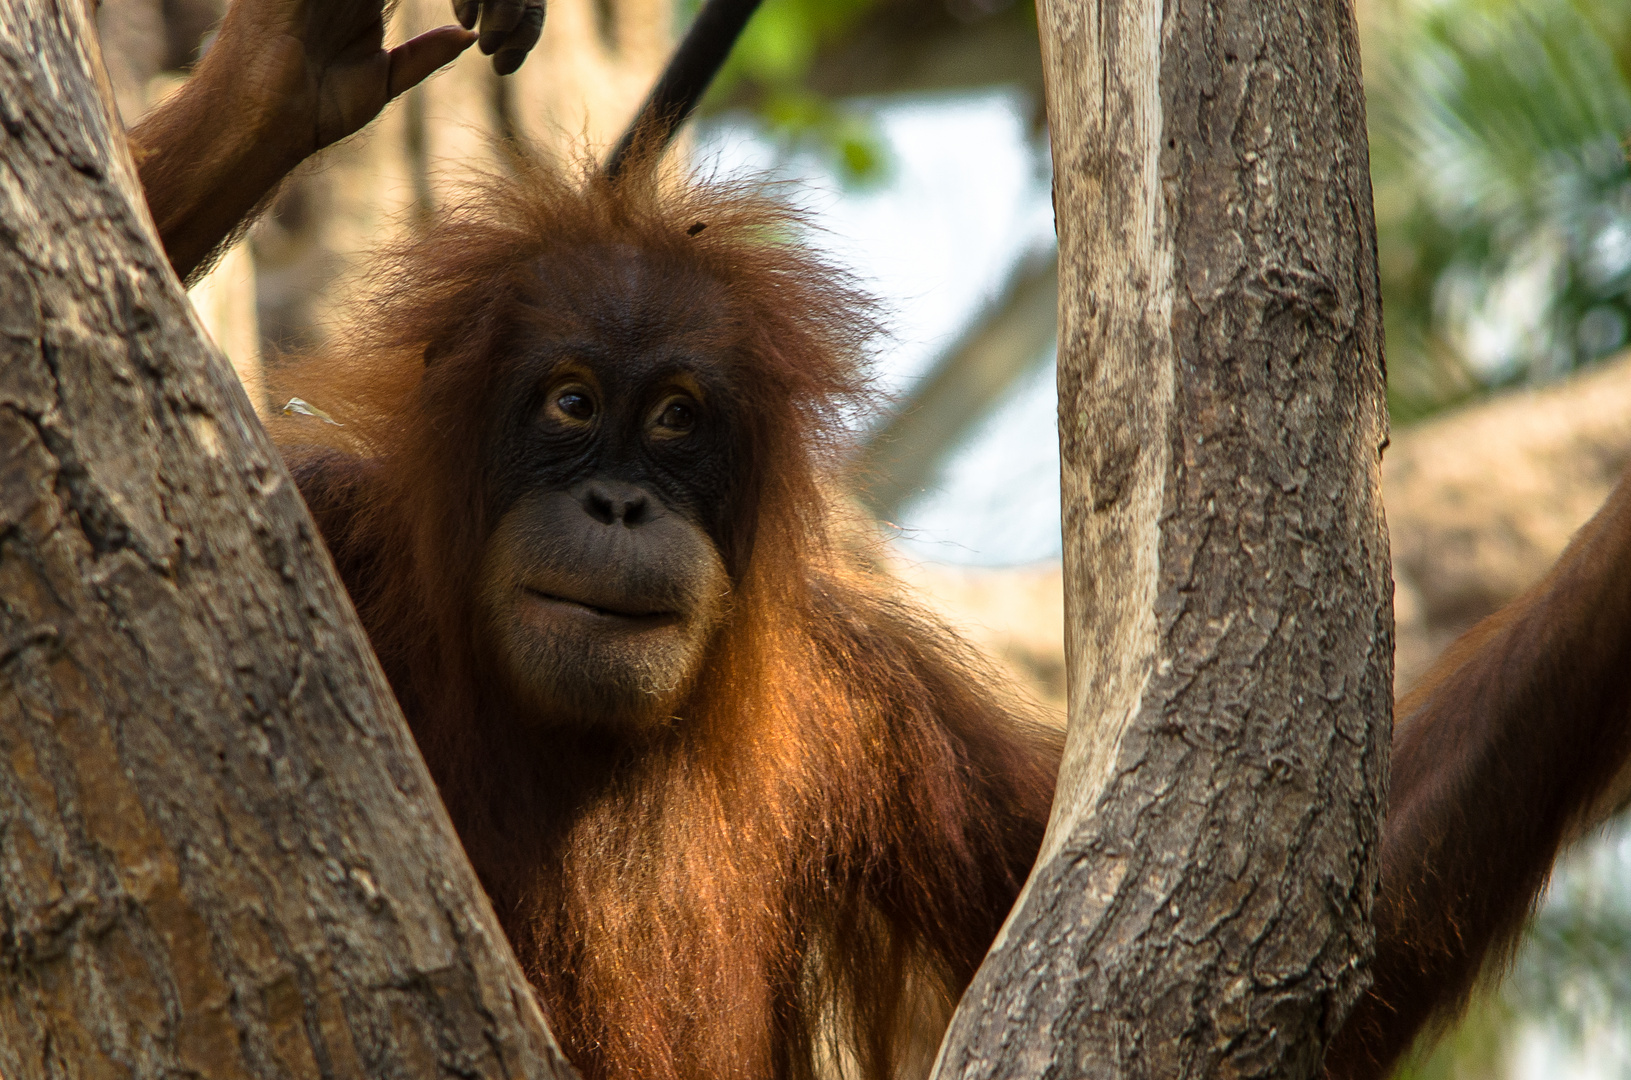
[690,0,892,179]
[691,0,1041,181]
[1369,0,1631,422]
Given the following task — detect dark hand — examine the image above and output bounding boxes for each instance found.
[208,0,544,158]
[454,1,549,77]
[133,0,545,281]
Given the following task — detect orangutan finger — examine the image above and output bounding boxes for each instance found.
[478,0,526,54]
[388,25,479,99]
[491,2,544,76]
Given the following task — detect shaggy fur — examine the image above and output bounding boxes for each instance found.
[1326,474,1631,1080]
[269,161,1061,1080]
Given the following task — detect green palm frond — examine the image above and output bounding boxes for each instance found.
[1371,0,1631,420]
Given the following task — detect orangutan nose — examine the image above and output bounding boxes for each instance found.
[579,480,653,527]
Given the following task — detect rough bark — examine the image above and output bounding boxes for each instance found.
[931,0,1391,1076]
[0,5,576,1078]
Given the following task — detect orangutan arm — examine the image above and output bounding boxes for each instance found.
[812,581,1060,977]
[129,0,543,282]
[1327,469,1631,1079]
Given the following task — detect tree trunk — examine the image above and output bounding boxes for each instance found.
[95,7,265,418]
[0,5,576,1078]
[932,0,1391,1076]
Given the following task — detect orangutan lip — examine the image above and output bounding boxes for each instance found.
[523,587,677,622]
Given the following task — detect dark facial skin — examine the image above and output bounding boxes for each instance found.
[475,280,742,734]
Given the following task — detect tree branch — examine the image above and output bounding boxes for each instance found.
[856,247,1057,521]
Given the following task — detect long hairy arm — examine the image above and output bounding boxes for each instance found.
[1327,471,1631,1079]
[126,0,547,281]
[806,572,1061,1066]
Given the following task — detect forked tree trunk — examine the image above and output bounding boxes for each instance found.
[932,0,1392,1076]
[0,5,575,1077]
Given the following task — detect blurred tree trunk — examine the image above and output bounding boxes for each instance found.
[931,0,1392,1076]
[0,6,575,1077]
[97,0,228,126]
[857,248,1058,521]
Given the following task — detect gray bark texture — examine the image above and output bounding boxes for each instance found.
[930,0,1392,1077]
[0,5,576,1078]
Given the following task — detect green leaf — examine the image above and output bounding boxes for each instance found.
[1370,0,1631,419]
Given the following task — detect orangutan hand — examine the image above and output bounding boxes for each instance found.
[454,1,550,76]
[200,0,546,158]
[131,0,543,280]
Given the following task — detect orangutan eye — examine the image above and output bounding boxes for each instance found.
[651,397,697,437]
[546,386,596,426]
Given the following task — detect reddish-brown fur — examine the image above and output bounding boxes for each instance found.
[269,162,1060,1080]
[1326,473,1631,1080]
